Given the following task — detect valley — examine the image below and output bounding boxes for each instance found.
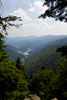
[5,35,67,75]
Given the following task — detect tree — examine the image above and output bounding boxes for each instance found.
[0,33,8,62]
[56,46,67,57]
[0,1,29,100]
[0,28,28,100]
[0,34,29,100]
[29,69,58,100]
[0,15,22,35]
[29,58,67,100]
[39,0,67,57]
[39,0,67,22]
[55,58,67,100]
[0,0,22,35]
[0,61,29,100]
[16,57,24,70]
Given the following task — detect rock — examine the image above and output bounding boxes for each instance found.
[51,98,58,100]
[24,94,40,100]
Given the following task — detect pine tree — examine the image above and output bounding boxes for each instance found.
[0,35,29,100]
[0,33,8,62]
[16,57,24,70]
[16,57,26,77]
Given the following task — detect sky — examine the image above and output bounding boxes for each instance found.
[1,0,67,37]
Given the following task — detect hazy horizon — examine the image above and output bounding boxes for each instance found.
[6,34,67,38]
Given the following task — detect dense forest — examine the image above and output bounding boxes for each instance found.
[0,33,67,100]
[0,0,67,100]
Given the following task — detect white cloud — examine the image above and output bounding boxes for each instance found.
[2,0,67,38]
[7,17,67,37]
[50,21,67,35]
[10,8,32,22]
[22,20,67,37]
[29,0,48,14]
[21,19,52,36]
[8,1,67,38]
[29,7,35,12]
[29,2,33,8]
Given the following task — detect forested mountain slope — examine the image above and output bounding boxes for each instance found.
[6,45,24,61]
[25,37,67,76]
[25,49,60,76]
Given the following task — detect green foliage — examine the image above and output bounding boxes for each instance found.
[16,57,27,79]
[16,57,24,70]
[0,32,67,100]
[25,49,60,76]
[25,37,67,76]
[56,46,67,57]
[0,61,29,100]
[29,58,67,100]
[0,33,8,62]
[29,69,59,100]
[63,92,67,98]
[56,58,67,100]
[6,45,24,61]
[0,33,29,100]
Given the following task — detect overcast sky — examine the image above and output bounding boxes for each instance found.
[1,0,67,37]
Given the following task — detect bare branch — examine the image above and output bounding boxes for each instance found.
[0,0,23,35]
[0,15,23,35]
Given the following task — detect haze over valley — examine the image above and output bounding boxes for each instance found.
[5,35,67,60]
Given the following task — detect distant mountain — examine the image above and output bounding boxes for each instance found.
[5,36,38,49]
[5,35,67,62]
[5,35,67,55]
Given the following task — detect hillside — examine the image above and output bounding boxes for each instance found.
[5,35,67,52]
[25,48,61,76]
[6,45,25,61]
[25,37,67,76]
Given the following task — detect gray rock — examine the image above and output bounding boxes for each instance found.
[24,94,40,100]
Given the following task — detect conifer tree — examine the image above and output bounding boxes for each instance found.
[0,36,29,100]
[0,33,8,62]
[16,57,26,77]
[16,57,24,70]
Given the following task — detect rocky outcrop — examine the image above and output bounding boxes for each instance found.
[51,98,58,100]
[24,94,58,100]
[24,94,40,100]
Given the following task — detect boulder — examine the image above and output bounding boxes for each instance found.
[51,98,58,100]
[24,94,40,100]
